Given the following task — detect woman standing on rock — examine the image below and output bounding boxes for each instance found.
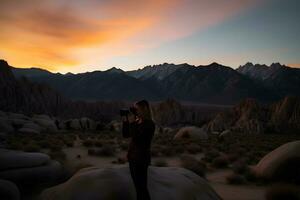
[122,99,156,200]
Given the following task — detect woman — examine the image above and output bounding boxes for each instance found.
[122,99,155,200]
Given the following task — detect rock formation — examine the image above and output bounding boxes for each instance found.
[40,165,221,200]
[254,140,300,184]
[205,96,300,134]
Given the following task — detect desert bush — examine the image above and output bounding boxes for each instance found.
[94,140,103,147]
[38,140,50,148]
[82,139,94,147]
[180,154,206,178]
[111,156,127,164]
[226,153,239,163]
[154,159,168,167]
[202,149,220,163]
[23,142,40,152]
[232,160,249,174]
[212,155,229,168]
[160,146,175,156]
[151,146,161,157]
[226,172,246,185]
[173,145,185,154]
[265,184,300,200]
[88,148,96,155]
[119,142,128,150]
[88,145,115,157]
[49,143,63,151]
[7,140,23,150]
[186,144,202,154]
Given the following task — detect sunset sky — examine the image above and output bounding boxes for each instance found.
[0,0,299,73]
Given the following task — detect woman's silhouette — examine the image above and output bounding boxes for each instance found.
[122,99,155,200]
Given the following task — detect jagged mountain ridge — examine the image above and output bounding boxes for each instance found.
[10,60,300,104]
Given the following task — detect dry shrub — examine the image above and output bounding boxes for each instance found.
[186,144,202,154]
[82,139,94,147]
[88,145,115,157]
[212,155,229,168]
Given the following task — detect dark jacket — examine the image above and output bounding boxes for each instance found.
[122,119,155,165]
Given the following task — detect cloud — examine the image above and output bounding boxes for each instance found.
[0,0,263,72]
[288,63,300,68]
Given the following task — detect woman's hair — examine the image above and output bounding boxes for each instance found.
[134,99,154,121]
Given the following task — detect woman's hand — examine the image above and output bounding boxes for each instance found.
[127,112,136,123]
[121,115,128,122]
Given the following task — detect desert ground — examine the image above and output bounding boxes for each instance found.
[4,127,300,200]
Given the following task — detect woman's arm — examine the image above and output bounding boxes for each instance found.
[135,121,155,145]
[122,114,139,138]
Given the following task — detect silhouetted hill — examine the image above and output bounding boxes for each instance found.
[0,60,128,121]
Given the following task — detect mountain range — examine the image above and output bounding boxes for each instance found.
[8,60,300,104]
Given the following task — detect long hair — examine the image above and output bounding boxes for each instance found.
[134,99,154,121]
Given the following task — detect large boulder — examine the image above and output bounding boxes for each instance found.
[40,166,221,200]
[0,149,63,188]
[0,149,50,170]
[106,120,121,132]
[80,117,96,130]
[32,114,52,121]
[32,117,57,133]
[254,140,300,184]
[65,119,81,130]
[7,113,30,121]
[0,111,6,117]
[0,160,62,186]
[174,126,208,141]
[0,117,14,133]
[0,179,20,200]
[19,122,41,134]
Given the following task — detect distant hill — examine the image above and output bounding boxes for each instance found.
[10,60,300,104]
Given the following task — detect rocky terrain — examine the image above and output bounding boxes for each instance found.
[205,96,300,134]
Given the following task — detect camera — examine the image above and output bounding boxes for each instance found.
[120,106,137,116]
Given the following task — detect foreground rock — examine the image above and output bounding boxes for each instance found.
[40,166,221,200]
[254,140,300,184]
[0,179,20,200]
[0,149,63,191]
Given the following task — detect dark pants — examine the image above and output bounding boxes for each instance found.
[129,161,151,200]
